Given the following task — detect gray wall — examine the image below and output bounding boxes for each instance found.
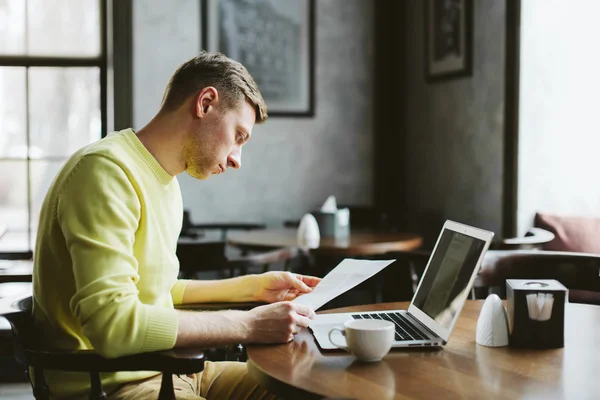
[517,0,600,234]
[400,0,506,235]
[133,0,374,226]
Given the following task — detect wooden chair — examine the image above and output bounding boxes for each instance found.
[1,293,206,400]
[178,210,271,278]
[478,250,600,305]
[180,210,265,241]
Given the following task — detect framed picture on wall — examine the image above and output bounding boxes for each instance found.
[201,0,315,117]
[425,0,473,81]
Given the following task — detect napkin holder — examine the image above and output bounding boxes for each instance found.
[311,208,350,238]
[506,279,567,349]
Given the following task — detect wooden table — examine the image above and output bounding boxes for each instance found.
[247,301,600,400]
[228,229,423,257]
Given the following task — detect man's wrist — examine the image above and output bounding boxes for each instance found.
[235,309,254,342]
[235,274,260,302]
[225,309,253,342]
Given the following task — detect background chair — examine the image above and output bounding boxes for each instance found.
[177,244,309,279]
[1,293,206,400]
[180,210,265,241]
[534,212,600,253]
[478,250,600,305]
[178,210,273,279]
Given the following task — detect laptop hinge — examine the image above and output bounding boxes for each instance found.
[407,312,442,340]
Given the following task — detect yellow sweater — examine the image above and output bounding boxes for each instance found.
[33,129,189,398]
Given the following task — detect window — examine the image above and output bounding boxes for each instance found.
[0,0,107,251]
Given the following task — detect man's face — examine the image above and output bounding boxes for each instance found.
[184,99,255,180]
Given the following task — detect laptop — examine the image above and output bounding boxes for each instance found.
[309,220,494,350]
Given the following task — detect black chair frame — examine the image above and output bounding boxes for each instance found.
[2,295,205,400]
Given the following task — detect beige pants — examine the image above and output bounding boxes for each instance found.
[108,361,276,400]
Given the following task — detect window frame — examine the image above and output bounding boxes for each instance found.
[0,0,109,251]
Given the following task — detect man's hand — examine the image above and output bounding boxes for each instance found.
[244,301,316,343]
[253,271,321,303]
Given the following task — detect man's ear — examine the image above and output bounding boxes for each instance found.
[195,87,219,119]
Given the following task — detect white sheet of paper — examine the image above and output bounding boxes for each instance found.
[292,258,395,311]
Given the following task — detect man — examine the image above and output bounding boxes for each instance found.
[33,51,320,399]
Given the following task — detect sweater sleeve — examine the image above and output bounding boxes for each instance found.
[58,155,178,358]
[171,280,191,305]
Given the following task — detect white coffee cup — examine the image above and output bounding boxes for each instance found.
[328,319,395,362]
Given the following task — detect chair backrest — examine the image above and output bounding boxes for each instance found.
[176,241,228,277]
[0,293,49,398]
[181,210,265,241]
[479,250,600,304]
[226,247,308,273]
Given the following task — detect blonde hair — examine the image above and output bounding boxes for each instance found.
[160,51,267,122]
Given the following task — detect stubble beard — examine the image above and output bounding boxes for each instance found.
[184,126,217,180]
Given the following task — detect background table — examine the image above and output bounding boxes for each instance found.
[247,301,600,400]
[230,229,424,305]
[228,228,423,257]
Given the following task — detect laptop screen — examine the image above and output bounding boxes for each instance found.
[412,229,486,329]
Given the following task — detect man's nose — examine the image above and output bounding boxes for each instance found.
[227,147,241,169]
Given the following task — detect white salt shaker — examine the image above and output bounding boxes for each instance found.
[476,294,509,347]
[297,213,320,248]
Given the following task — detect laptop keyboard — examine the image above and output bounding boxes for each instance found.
[352,312,429,341]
